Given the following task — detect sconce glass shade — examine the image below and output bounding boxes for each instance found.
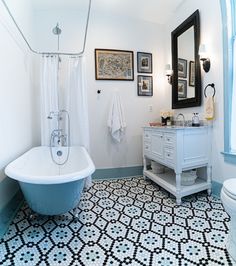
[165,64,173,84]
[199,44,210,72]
[199,44,207,59]
[165,64,173,76]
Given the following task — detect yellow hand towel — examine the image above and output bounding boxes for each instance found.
[204,96,214,120]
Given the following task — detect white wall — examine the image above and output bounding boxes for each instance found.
[7,0,235,184]
[85,13,166,169]
[4,0,33,44]
[0,1,39,209]
[164,0,236,183]
[32,9,167,169]
[32,9,87,53]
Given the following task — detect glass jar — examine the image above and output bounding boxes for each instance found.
[192,113,200,127]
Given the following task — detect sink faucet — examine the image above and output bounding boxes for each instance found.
[176,113,185,127]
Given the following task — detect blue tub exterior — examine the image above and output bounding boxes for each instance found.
[19,179,85,215]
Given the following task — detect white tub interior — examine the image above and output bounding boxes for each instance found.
[5,146,95,184]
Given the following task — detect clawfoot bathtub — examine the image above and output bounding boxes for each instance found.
[5,146,95,215]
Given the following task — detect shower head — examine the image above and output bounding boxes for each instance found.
[52,23,62,35]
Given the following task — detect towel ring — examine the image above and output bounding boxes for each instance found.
[204,83,215,98]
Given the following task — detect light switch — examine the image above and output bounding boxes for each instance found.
[148,105,153,112]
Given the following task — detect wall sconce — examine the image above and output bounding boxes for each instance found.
[165,64,173,84]
[199,44,211,72]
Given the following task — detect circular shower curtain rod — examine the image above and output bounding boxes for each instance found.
[1,0,91,56]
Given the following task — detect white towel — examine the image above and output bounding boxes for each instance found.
[107,92,126,142]
[204,96,214,120]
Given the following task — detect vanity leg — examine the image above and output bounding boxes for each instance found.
[207,165,212,195]
[143,156,147,180]
[175,172,182,205]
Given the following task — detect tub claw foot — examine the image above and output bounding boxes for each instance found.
[72,208,79,222]
[28,211,38,221]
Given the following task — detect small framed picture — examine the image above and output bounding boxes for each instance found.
[137,52,152,73]
[189,61,195,87]
[178,79,187,98]
[137,75,153,96]
[178,58,187,78]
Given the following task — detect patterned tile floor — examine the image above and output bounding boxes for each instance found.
[0,176,235,266]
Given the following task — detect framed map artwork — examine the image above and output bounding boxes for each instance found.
[95,49,134,80]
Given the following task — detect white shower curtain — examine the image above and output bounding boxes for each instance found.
[67,56,92,188]
[40,55,59,146]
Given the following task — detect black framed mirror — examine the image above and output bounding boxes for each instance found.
[171,10,201,109]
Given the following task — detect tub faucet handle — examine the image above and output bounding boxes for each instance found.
[47,111,55,119]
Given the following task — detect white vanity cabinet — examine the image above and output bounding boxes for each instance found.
[143,126,212,204]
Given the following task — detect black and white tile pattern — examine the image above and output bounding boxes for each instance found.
[0,176,235,265]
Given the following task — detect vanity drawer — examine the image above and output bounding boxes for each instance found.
[143,142,151,152]
[164,134,175,147]
[143,130,151,140]
[164,148,174,163]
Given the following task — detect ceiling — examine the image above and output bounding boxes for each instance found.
[31,0,185,25]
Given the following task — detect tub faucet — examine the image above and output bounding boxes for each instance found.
[51,129,67,147]
[176,113,185,127]
[47,111,63,121]
[47,111,54,119]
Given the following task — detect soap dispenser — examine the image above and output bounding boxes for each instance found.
[192,113,200,127]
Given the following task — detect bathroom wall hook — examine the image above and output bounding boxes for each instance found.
[97,90,101,94]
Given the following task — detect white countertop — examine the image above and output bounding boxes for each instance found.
[143,125,209,130]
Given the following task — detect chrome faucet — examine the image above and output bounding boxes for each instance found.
[47,110,70,148]
[47,111,62,121]
[51,129,67,146]
[176,113,185,127]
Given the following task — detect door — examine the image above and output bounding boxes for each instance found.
[151,132,164,159]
